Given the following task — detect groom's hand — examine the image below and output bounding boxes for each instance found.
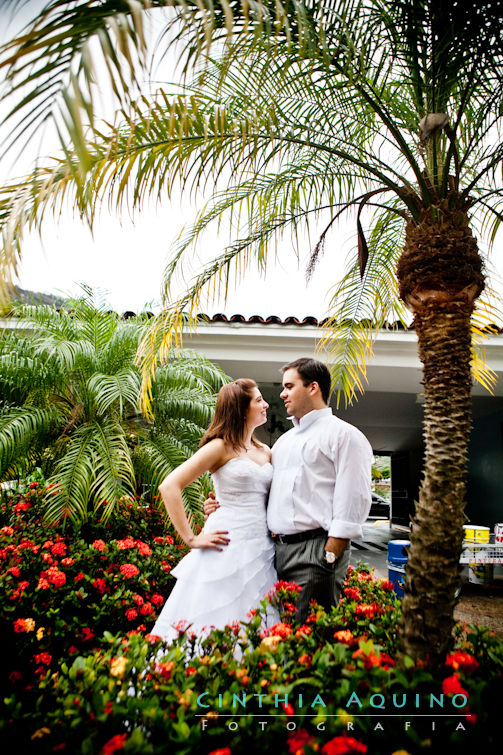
[325,536,349,558]
[203,491,220,520]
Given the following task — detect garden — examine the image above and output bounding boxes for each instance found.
[2,475,503,754]
[2,2,503,752]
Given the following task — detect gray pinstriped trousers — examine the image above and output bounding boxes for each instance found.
[274,532,350,624]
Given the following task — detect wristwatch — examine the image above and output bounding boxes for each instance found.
[324,551,336,564]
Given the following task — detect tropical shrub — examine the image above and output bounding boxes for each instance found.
[2,482,502,754]
[0,293,228,523]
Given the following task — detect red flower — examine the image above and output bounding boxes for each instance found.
[135,540,152,555]
[283,702,295,716]
[13,618,35,632]
[36,577,50,590]
[126,608,138,621]
[272,579,302,593]
[156,661,175,679]
[445,651,480,674]
[267,622,293,639]
[120,563,139,579]
[116,538,135,550]
[295,624,312,638]
[82,627,95,642]
[442,673,469,698]
[150,593,164,606]
[92,539,107,551]
[379,579,395,591]
[1,526,14,536]
[14,502,30,514]
[165,535,174,545]
[298,654,311,666]
[161,561,171,572]
[41,540,54,549]
[287,728,316,755]
[7,566,20,578]
[93,578,107,594]
[321,736,368,754]
[207,749,231,755]
[186,667,197,675]
[45,566,66,587]
[355,603,381,619]
[51,542,67,557]
[8,670,22,683]
[104,701,113,715]
[133,594,144,606]
[61,557,75,566]
[140,602,154,616]
[34,652,52,665]
[12,580,29,599]
[101,733,128,754]
[75,572,86,581]
[344,587,362,601]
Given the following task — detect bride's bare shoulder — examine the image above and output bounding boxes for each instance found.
[256,441,272,461]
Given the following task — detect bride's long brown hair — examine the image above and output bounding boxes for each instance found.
[199,378,262,451]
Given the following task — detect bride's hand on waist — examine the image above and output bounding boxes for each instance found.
[188,530,230,551]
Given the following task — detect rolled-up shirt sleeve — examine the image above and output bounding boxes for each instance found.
[328,427,373,540]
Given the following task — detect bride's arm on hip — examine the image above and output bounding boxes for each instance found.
[158,438,231,551]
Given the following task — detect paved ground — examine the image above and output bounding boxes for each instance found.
[351,519,503,639]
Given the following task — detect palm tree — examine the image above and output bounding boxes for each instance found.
[1,1,503,667]
[0,290,228,526]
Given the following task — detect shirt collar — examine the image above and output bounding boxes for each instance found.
[292,407,332,430]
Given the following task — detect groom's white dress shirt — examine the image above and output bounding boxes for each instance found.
[266,408,373,540]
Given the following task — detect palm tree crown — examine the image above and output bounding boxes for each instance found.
[0,291,228,526]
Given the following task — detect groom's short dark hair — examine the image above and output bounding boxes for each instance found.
[282,358,331,404]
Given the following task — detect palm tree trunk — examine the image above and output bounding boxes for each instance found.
[396,204,485,669]
[398,294,474,667]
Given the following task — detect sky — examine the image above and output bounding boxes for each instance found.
[2,2,502,322]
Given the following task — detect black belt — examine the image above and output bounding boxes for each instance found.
[270,527,326,545]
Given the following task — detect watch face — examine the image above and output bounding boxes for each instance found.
[324,551,336,564]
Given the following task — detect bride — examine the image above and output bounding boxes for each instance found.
[152,378,278,643]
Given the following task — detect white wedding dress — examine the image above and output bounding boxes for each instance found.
[152,457,278,644]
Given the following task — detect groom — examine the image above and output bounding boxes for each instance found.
[206,357,373,623]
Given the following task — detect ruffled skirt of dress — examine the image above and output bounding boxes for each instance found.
[152,532,278,646]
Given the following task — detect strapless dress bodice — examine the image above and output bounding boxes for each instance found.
[203,457,272,539]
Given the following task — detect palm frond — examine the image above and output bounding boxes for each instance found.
[319,204,408,405]
[87,369,141,416]
[133,433,208,526]
[44,419,135,524]
[90,419,136,521]
[0,406,59,479]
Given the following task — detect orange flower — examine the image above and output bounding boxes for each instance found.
[334,630,355,645]
[445,651,480,674]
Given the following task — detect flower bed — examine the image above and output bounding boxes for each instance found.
[0,477,185,701]
[2,479,503,753]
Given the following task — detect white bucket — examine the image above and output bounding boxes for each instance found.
[494,523,503,545]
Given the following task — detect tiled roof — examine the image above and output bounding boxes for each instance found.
[193,313,502,333]
[4,309,502,333]
[196,313,415,328]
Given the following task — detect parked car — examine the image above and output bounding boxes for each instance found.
[369,492,390,519]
